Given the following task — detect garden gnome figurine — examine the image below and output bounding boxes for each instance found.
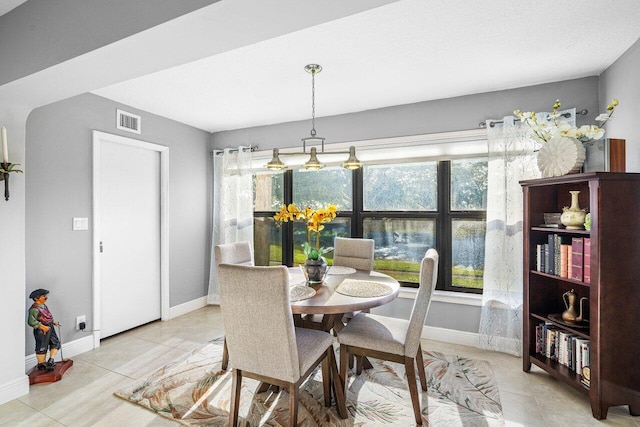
[27,288,61,371]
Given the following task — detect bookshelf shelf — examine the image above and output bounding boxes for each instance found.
[521,172,640,420]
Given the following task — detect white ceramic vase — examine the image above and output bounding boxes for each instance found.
[537,135,586,177]
[560,190,587,229]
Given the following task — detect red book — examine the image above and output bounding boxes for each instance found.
[571,237,583,281]
[583,238,591,284]
[560,244,569,278]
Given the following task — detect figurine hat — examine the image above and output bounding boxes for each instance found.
[29,288,49,299]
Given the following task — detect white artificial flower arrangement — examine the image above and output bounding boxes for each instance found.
[514,99,618,144]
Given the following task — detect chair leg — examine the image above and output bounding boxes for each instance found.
[329,347,348,419]
[404,357,423,425]
[339,345,349,404]
[356,355,363,375]
[288,383,299,427]
[230,368,242,427]
[221,338,229,371]
[416,343,427,391]
[322,348,331,407]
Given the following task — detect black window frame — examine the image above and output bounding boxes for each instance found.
[253,159,485,294]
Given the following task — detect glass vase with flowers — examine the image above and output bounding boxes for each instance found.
[274,203,338,283]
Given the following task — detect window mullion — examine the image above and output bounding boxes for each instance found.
[437,161,451,291]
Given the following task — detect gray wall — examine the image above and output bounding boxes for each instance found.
[213,77,600,151]
[25,93,211,354]
[599,37,640,172]
[212,77,601,333]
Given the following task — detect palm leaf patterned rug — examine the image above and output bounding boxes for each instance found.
[115,338,504,426]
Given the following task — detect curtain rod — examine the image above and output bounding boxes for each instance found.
[479,109,588,128]
[211,145,258,156]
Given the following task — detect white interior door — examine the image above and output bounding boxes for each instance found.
[93,131,169,340]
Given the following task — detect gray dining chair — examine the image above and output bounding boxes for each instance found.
[218,264,347,426]
[337,248,439,425]
[214,241,254,370]
[332,237,375,271]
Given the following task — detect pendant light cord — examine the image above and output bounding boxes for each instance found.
[310,70,316,137]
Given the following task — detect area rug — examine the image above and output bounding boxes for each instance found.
[115,338,504,426]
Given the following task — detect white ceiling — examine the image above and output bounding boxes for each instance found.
[82,0,640,133]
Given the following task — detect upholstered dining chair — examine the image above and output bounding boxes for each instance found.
[218,264,347,426]
[214,241,253,370]
[337,248,439,425]
[332,237,375,271]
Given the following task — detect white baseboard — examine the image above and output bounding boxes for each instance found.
[422,325,479,347]
[0,375,29,406]
[169,296,208,319]
[25,334,95,372]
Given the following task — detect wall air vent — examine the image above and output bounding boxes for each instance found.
[116,109,141,134]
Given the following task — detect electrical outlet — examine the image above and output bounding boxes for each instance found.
[76,315,86,331]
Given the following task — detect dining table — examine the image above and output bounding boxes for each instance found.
[288,266,401,334]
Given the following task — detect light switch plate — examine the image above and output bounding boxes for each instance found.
[73,217,89,231]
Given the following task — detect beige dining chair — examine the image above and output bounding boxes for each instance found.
[301,236,375,335]
[337,248,439,425]
[214,241,254,370]
[218,264,347,426]
[332,237,375,271]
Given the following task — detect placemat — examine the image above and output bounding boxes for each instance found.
[335,279,393,298]
[327,266,356,275]
[289,285,316,302]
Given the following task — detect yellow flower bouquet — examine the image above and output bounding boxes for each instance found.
[274,203,338,260]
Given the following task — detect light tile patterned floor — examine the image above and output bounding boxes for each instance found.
[1,306,638,426]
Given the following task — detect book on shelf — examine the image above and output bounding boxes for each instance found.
[567,245,573,279]
[547,234,555,275]
[560,244,570,278]
[536,244,543,272]
[554,235,561,277]
[545,327,558,360]
[571,237,584,281]
[584,238,591,284]
[574,337,590,374]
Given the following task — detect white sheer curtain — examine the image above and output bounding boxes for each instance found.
[207,147,253,304]
[478,110,576,355]
[477,116,540,356]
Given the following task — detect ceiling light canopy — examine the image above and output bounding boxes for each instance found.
[265,64,362,171]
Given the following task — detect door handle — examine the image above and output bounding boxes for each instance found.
[100,241,104,253]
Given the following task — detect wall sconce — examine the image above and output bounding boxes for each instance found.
[1,127,23,201]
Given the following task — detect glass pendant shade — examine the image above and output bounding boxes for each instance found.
[266,149,286,170]
[304,147,325,170]
[342,146,363,170]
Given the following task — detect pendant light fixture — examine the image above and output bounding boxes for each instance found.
[265,64,362,171]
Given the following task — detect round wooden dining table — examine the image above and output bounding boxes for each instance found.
[288,267,400,334]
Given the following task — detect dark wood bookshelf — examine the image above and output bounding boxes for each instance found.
[521,172,640,420]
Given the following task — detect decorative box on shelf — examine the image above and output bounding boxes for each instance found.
[582,138,625,173]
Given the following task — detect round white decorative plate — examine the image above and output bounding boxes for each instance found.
[289,285,316,302]
[537,135,586,177]
[327,266,356,275]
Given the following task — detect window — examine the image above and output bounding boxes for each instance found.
[253,156,487,293]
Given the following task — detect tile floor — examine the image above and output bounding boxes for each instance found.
[0,306,637,426]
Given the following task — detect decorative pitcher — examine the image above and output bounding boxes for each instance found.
[562,289,588,323]
[560,191,587,230]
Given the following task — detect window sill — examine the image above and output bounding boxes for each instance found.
[398,287,483,307]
